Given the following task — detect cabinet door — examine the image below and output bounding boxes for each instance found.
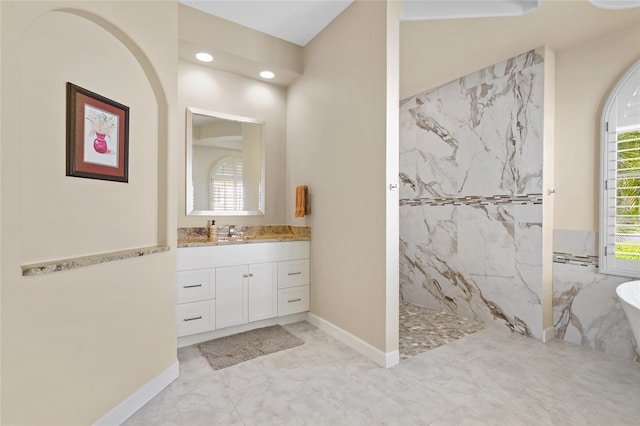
[215,265,248,329]
[248,262,278,322]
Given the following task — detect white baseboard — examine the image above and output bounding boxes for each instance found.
[385,349,400,368]
[306,313,399,368]
[542,326,555,343]
[94,360,179,426]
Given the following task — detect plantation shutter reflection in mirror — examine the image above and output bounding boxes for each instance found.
[211,155,244,211]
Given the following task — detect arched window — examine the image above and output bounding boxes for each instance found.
[210,155,243,211]
[600,60,640,278]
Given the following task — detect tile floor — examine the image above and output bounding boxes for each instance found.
[399,303,484,360]
[124,321,640,426]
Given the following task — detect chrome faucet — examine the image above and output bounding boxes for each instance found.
[228,225,236,238]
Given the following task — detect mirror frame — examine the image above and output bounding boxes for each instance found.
[186,107,266,216]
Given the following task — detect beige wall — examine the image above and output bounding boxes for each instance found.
[400,1,640,100]
[400,2,639,235]
[178,3,302,86]
[287,0,398,353]
[1,2,177,424]
[554,24,640,231]
[177,4,295,227]
[178,61,288,227]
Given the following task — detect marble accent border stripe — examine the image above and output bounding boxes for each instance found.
[21,245,170,276]
[399,193,543,207]
[553,252,599,267]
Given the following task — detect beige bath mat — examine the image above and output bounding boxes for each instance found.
[198,325,304,370]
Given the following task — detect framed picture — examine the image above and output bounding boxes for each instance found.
[66,82,129,182]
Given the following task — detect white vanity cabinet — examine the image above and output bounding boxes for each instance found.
[176,241,309,340]
[247,262,278,322]
[214,265,248,329]
[215,262,278,328]
[176,270,215,336]
[277,259,310,316]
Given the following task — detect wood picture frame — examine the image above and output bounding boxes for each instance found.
[66,82,129,182]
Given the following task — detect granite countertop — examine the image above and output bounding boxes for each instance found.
[22,245,170,276]
[178,234,310,248]
[177,225,310,248]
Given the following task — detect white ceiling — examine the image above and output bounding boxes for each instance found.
[179,0,353,46]
[179,0,640,47]
[402,0,539,21]
[178,1,545,47]
[178,0,640,87]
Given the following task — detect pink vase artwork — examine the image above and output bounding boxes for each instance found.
[93,133,108,154]
[88,109,116,155]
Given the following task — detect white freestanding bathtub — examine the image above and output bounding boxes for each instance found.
[617,280,640,350]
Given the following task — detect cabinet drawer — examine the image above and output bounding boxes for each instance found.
[278,259,309,289]
[176,300,214,337]
[278,285,309,316]
[177,270,213,303]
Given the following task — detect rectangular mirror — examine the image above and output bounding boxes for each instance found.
[186,107,265,216]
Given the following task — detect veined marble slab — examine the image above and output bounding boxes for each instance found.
[400,50,545,339]
[552,229,638,361]
[401,203,543,338]
[400,50,544,199]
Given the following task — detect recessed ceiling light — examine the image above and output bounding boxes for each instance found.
[195,52,213,63]
[259,70,275,79]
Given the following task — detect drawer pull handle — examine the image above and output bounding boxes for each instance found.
[183,284,203,289]
[183,316,202,322]
[243,274,249,278]
[288,272,302,276]
[249,273,254,277]
[288,298,302,303]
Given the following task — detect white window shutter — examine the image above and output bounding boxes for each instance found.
[600,60,640,278]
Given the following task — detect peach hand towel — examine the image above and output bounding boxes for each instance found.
[295,185,307,217]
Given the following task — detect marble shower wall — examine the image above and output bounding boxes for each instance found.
[553,229,638,361]
[400,51,545,338]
